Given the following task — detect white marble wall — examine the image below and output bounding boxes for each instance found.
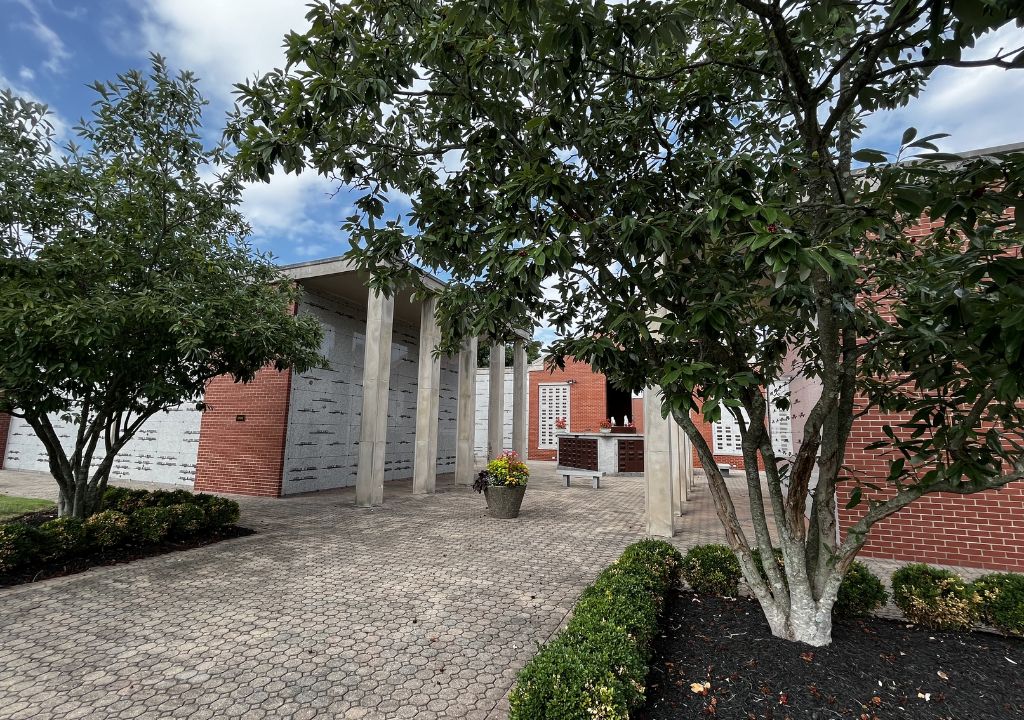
[474,367,517,461]
[3,405,201,486]
[282,290,457,494]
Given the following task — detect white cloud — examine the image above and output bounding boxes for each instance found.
[11,0,71,73]
[18,66,34,81]
[135,0,312,103]
[239,170,346,259]
[863,25,1024,153]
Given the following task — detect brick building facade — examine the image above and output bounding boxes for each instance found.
[527,358,643,461]
[193,368,294,498]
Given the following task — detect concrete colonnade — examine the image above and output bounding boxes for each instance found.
[356,288,530,505]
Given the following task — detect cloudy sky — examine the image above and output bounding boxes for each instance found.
[2,0,1023,274]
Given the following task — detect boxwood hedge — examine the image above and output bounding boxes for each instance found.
[508,539,682,720]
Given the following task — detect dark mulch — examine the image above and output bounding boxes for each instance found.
[0,524,254,589]
[638,591,1024,720]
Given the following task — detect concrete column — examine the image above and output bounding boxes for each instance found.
[674,419,690,514]
[511,342,528,459]
[356,290,395,508]
[487,342,505,460]
[454,336,477,485]
[413,298,441,495]
[644,386,675,536]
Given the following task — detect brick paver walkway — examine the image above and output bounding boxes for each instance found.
[0,463,734,720]
[1,462,983,719]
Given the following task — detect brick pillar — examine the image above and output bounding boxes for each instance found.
[0,412,10,468]
[194,367,293,497]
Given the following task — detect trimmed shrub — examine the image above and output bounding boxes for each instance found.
[0,524,43,574]
[834,561,888,618]
[103,487,151,513]
[84,510,131,550]
[39,517,87,562]
[101,486,132,511]
[166,504,206,539]
[130,506,173,544]
[681,544,741,596]
[198,495,240,529]
[973,573,1024,636]
[508,539,682,720]
[892,563,980,630]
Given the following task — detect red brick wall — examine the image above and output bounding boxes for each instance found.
[631,397,645,434]
[0,412,10,468]
[528,359,621,460]
[836,210,1024,571]
[193,366,292,497]
[838,408,1024,572]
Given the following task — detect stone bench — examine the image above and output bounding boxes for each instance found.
[557,467,605,489]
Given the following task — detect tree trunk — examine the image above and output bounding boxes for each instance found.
[58,480,103,519]
[747,565,844,647]
[759,597,835,646]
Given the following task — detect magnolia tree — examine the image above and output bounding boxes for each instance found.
[0,56,323,518]
[229,1,1024,644]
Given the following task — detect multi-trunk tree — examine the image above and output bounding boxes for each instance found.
[0,56,323,519]
[228,0,1024,645]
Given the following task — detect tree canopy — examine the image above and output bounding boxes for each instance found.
[0,56,323,518]
[229,0,1024,645]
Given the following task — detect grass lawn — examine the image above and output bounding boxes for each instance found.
[0,494,56,523]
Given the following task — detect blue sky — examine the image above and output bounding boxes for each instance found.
[2,0,1023,275]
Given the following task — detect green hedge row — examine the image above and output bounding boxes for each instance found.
[509,539,682,720]
[0,487,240,576]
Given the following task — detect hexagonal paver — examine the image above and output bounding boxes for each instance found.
[0,464,738,719]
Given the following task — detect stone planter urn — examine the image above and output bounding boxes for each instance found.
[484,485,527,519]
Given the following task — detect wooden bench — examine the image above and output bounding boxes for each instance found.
[556,467,605,489]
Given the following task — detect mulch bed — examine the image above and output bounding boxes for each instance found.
[0,514,254,589]
[638,590,1024,719]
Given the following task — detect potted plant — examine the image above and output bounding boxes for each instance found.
[599,419,612,434]
[554,417,567,434]
[473,451,529,519]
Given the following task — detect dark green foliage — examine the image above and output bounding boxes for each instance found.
[0,56,323,519]
[39,517,87,562]
[101,486,132,511]
[973,573,1024,636]
[834,562,888,618]
[681,544,741,596]
[197,495,241,529]
[166,504,206,539]
[0,523,42,573]
[102,486,240,530]
[892,564,980,630]
[228,0,1024,645]
[130,507,173,544]
[508,539,681,719]
[84,510,131,550]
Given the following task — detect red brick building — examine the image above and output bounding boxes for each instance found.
[527,358,643,461]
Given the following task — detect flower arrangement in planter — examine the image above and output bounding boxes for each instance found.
[473,451,529,519]
[599,418,612,433]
